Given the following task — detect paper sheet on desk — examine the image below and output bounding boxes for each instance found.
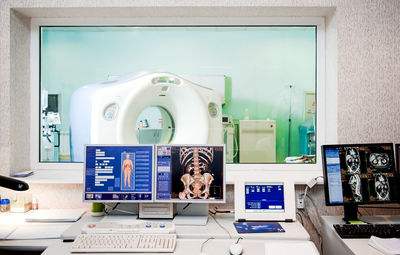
[25,209,86,222]
[368,235,400,255]
[265,241,319,255]
[6,224,70,240]
[0,226,16,239]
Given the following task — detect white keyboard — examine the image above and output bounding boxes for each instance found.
[71,233,177,253]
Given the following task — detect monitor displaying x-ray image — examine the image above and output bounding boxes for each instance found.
[155,145,225,203]
[84,145,154,202]
[322,143,398,205]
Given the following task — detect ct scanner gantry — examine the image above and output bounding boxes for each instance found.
[70,71,223,162]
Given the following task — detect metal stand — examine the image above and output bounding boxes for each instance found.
[343,204,359,223]
[173,204,209,226]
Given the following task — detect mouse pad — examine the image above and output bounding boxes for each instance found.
[234,222,285,233]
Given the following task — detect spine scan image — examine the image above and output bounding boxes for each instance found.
[178,147,214,199]
[349,175,363,202]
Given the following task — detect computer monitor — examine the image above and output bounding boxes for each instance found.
[234,177,296,222]
[83,145,154,202]
[396,144,400,174]
[154,144,225,203]
[322,143,398,222]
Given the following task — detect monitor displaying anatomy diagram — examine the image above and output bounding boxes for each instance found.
[84,145,154,202]
[155,145,225,203]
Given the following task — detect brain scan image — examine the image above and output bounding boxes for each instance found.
[369,153,390,169]
[345,148,361,174]
[348,175,363,202]
[375,174,390,201]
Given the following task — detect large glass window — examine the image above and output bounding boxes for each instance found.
[39,26,316,164]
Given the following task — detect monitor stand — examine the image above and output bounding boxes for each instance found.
[343,204,359,223]
[173,204,209,226]
[139,203,175,219]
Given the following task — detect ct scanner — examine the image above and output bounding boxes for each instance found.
[70,71,223,162]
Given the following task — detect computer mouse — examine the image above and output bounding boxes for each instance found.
[229,243,243,255]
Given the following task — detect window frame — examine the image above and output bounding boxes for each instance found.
[30,17,332,184]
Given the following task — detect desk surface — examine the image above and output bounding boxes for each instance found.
[0,212,74,251]
[0,212,312,254]
[61,214,310,241]
[321,216,400,255]
[43,239,318,255]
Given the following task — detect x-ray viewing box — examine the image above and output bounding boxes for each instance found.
[83,144,226,205]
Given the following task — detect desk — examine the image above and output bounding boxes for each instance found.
[0,213,315,254]
[43,239,318,255]
[50,213,315,254]
[321,216,400,255]
[61,214,310,241]
[0,212,75,253]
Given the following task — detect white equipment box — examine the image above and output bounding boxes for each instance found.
[239,119,276,163]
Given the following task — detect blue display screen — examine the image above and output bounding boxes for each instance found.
[155,146,172,200]
[245,184,285,212]
[84,145,153,201]
[325,147,344,204]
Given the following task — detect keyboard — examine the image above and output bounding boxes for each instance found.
[334,224,400,238]
[71,233,177,253]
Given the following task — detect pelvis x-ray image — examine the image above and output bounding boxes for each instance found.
[178,147,214,199]
[375,174,390,201]
[345,147,361,174]
[369,153,390,169]
[348,175,363,202]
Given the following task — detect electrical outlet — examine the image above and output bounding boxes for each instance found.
[297,196,304,209]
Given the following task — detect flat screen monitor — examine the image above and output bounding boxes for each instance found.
[234,177,296,221]
[83,145,154,202]
[322,143,398,221]
[154,144,225,203]
[396,143,400,176]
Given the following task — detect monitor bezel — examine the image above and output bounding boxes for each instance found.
[322,143,398,206]
[244,182,286,213]
[234,177,296,221]
[83,144,155,203]
[154,144,226,204]
[395,144,400,204]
